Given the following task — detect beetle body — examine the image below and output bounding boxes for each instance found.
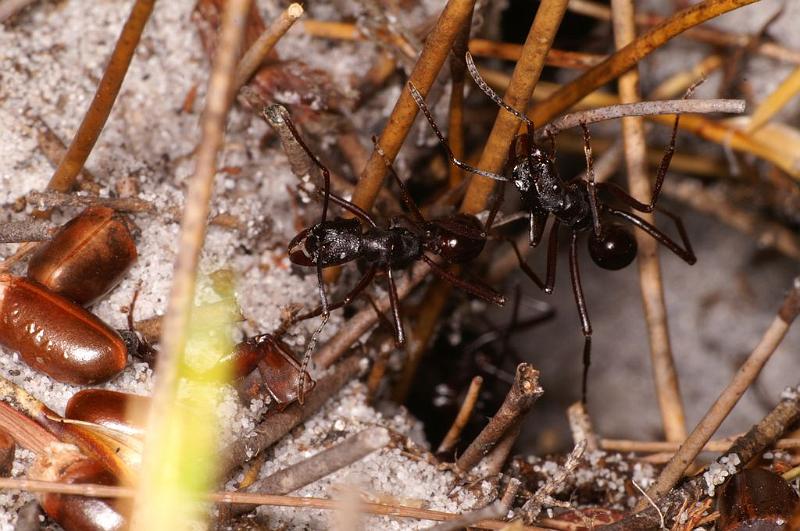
[0,275,127,385]
[65,389,149,438]
[27,207,137,306]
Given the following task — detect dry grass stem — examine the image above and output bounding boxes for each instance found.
[536,98,745,140]
[568,0,799,64]
[643,277,800,506]
[482,425,520,476]
[607,386,800,530]
[437,376,484,455]
[460,0,568,214]
[611,0,686,442]
[456,364,542,473]
[229,427,390,517]
[447,17,472,187]
[132,0,251,524]
[349,0,477,214]
[426,502,504,531]
[600,436,800,453]
[530,0,760,127]
[649,54,723,100]
[234,3,304,90]
[746,65,800,133]
[567,401,599,452]
[46,0,155,195]
[34,120,99,192]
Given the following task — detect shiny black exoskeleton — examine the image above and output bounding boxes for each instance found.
[279,110,503,355]
[409,58,696,401]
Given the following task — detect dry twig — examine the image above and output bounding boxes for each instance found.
[567,401,599,452]
[600,436,800,454]
[437,376,484,455]
[643,277,800,506]
[456,364,542,474]
[611,0,686,442]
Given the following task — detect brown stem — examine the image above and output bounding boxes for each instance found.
[46,0,155,195]
[218,354,364,479]
[482,425,520,477]
[437,376,484,455]
[228,426,390,517]
[447,13,472,188]
[34,119,98,192]
[132,0,252,524]
[611,0,686,443]
[643,277,800,506]
[460,0,568,214]
[234,3,303,90]
[349,0,477,213]
[529,0,760,127]
[455,364,542,473]
[605,388,800,530]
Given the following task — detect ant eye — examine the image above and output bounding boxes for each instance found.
[588,225,637,270]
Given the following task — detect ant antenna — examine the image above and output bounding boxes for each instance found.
[464,51,533,127]
[407,82,508,182]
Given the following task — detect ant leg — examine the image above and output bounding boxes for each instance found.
[596,111,681,213]
[363,293,400,336]
[501,237,544,290]
[281,115,334,223]
[385,268,406,346]
[298,263,330,404]
[606,206,696,265]
[485,180,505,233]
[313,188,378,228]
[295,266,378,321]
[464,51,533,127]
[568,231,592,404]
[421,255,506,306]
[500,218,559,293]
[407,81,508,182]
[580,124,602,237]
[371,137,427,225]
[529,210,548,247]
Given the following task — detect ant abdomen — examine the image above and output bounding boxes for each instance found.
[423,214,486,264]
[588,224,638,270]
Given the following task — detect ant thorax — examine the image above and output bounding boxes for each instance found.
[361,227,422,269]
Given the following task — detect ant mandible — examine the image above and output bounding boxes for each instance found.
[279,111,506,398]
[409,52,696,402]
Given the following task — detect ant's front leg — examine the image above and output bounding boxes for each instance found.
[295,267,378,321]
[568,230,592,404]
[385,267,406,346]
[502,217,560,293]
[298,263,330,404]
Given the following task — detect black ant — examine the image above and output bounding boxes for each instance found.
[409,52,696,402]
[279,112,506,398]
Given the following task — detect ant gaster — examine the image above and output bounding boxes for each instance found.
[279,112,505,399]
[409,52,696,402]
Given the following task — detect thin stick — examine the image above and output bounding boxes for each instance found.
[611,0,686,443]
[46,0,155,194]
[643,277,800,506]
[605,385,800,530]
[218,354,364,479]
[747,65,800,134]
[34,119,98,192]
[234,3,304,90]
[600,436,800,453]
[300,19,603,70]
[447,14,472,187]
[132,0,251,525]
[567,0,800,66]
[529,0,760,127]
[460,0,568,214]
[482,425,520,476]
[426,502,505,531]
[456,364,542,473]
[534,98,745,140]
[349,0,477,214]
[567,401,599,452]
[0,477,543,530]
[229,427,391,517]
[437,376,484,455]
[0,0,37,23]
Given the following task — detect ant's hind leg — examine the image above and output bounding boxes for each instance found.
[385,268,406,346]
[298,264,330,404]
[568,231,593,404]
[606,206,696,265]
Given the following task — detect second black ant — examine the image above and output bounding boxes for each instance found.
[410,52,696,402]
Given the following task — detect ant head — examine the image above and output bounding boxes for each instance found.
[423,214,486,264]
[511,135,557,195]
[288,228,316,267]
[588,224,637,270]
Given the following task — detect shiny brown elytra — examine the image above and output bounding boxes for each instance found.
[220,334,315,405]
[717,468,799,531]
[27,206,137,306]
[0,275,127,385]
[66,389,149,438]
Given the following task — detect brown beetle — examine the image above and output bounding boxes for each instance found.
[27,206,137,306]
[36,454,125,531]
[65,389,149,438]
[717,468,799,530]
[0,275,128,385]
[218,334,314,405]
